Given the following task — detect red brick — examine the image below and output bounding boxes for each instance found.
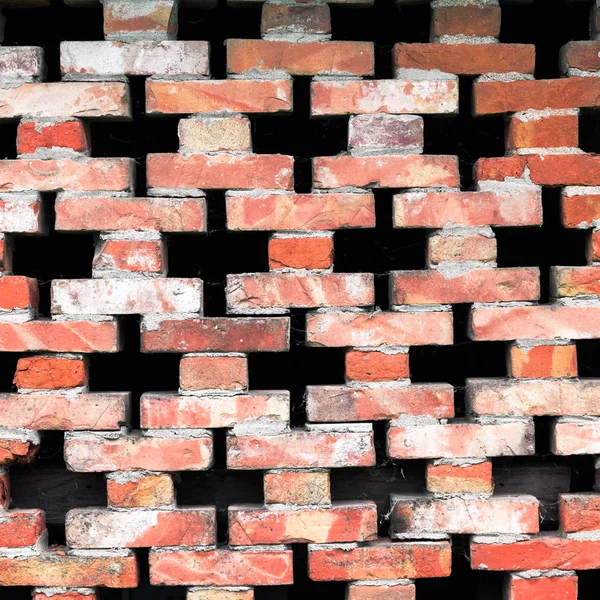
[0,547,138,587]
[508,344,578,379]
[141,391,289,429]
[311,79,458,116]
[394,43,534,75]
[562,189,600,228]
[51,278,202,315]
[0,433,39,466]
[0,236,11,273]
[432,4,501,38]
[391,494,539,537]
[589,229,600,261]
[226,192,375,231]
[0,469,9,510]
[0,275,38,311]
[388,420,535,459]
[228,502,377,545]
[561,40,600,73]
[14,356,87,390]
[264,470,331,505]
[345,349,409,382]
[226,272,374,312]
[141,316,290,353]
[306,383,454,421]
[391,267,539,305]
[0,320,120,353]
[66,507,216,548]
[347,581,415,600]
[427,233,497,264]
[107,472,175,508]
[0,82,130,119]
[394,189,542,228]
[56,195,206,233]
[17,120,90,155]
[93,239,166,275]
[0,392,128,430]
[552,418,600,455]
[32,592,98,600]
[0,193,42,233]
[179,115,251,153]
[349,114,423,155]
[470,304,600,341]
[227,426,375,469]
[314,155,459,189]
[269,235,333,270]
[0,509,45,547]
[147,153,293,191]
[180,354,248,391]
[308,539,452,581]
[470,535,600,571]
[306,310,453,347]
[552,265,600,297]
[261,3,330,36]
[559,493,600,532]
[506,573,578,600]
[149,548,293,586]
[474,76,600,114]
[64,432,213,472]
[146,79,292,114]
[103,0,177,41]
[61,40,209,78]
[506,113,579,150]
[227,39,373,76]
[426,460,493,495]
[0,158,133,192]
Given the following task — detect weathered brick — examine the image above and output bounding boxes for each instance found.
[308,539,452,580]
[313,155,459,189]
[345,349,410,382]
[306,310,453,347]
[66,507,216,548]
[427,232,497,264]
[0,46,43,82]
[508,343,578,379]
[0,470,9,510]
[149,548,294,586]
[506,573,578,600]
[187,590,254,600]
[263,470,331,505]
[0,193,42,233]
[179,116,252,154]
[261,3,331,37]
[561,40,600,73]
[349,114,423,155]
[227,39,373,76]
[140,391,289,429]
[180,354,248,391]
[107,471,175,508]
[146,79,292,114]
[17,120,90,156]
[306,384,454,421]
[92,238,166,275]
[228,502,377,545]
[269,235,333,270]
[426,460,494,495]
[32,591,98,600]
[552,418,600,455]
[559,493,600,532]
[432,4,501,38]
[552,265,600,297]
[562,188,600,228]
[0,275,38,311]
[226,192,375,231]
[64,431,213,472]
[506,113,579,150]
[0,509,45,547]
[103,0,178,41]
[311,79,458,116]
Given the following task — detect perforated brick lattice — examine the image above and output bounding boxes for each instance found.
[2,0,600,599]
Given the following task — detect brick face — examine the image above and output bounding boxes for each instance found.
[0,2,597,599]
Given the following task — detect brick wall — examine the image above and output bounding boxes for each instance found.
[0,0,598,598]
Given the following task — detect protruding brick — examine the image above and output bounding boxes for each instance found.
[55,195,206,233]
[147,153,293,191]
[308,539,452,581]
[432,4,501,38]
[141,316,290,353]
[66,507,216,548]
[64,431,213,472]
[552,418,600,455]
[561,40,600,73]
[0,509,45,547]
[390,494,539,537]
[388,419,535,459]
[506,573,578,600]
[559,493,600,532]
[562,188,600,228]
[264,470,331,505]
[269,234,333,270]
[306,384,454,421]
[103,0,178,41]
[306,310,453,347]
[508,343,578,379]
[107,471,175,508]
[227,39,374,76]
[149,547,293,586]
[227,425,375,470]
[426,459,493,495]
[226,192,375,231]
[349,114,423,155]
[51,278,202,315]
[507,113,579,151]
[552,265,600,298]
[345,349,409,382]
[17,120,90,156]
[179,115,251,153]
[0,275,38,312]
[0,547,138,587]
[140,392,289,429]
[311,79,458,116]
[226,272,374,312]
[146,79,292,114]
[180,354,248,392]
[228,502,377,545]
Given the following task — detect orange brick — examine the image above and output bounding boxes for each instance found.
[14,355,87,390]
[179,354,248,392]
[426,460,494,495]
[506,573,578,600]
[507,113,579,150]
[264,470,331,505]
[427,233,497,264]
[0,275,38,311]
[269,235,333,270]
[17,120,90,155]
[93,238,166,275]
[509,344,578,379]
[345,349,409,382]
[107,472,175,508]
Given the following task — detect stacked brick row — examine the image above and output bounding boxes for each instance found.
[0,0,599,598]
